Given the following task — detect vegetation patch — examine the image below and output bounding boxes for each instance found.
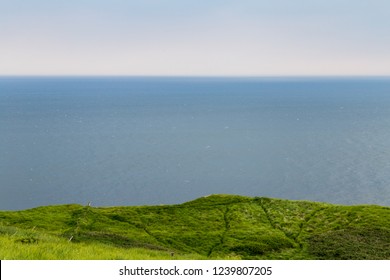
[308,227,390,259]
[1,194,390,260]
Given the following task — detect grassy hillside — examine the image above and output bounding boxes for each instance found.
[1,194,390,260]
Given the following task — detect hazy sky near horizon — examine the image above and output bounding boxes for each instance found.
[1,0,389,76]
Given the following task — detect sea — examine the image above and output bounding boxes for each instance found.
[1,77,390,210]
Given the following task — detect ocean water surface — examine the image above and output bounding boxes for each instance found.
[1,77,390,210]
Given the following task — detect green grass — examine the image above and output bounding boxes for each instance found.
[1,194,390,260]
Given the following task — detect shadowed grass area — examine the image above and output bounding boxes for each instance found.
[308,227,390,259]
[1,194,389,260]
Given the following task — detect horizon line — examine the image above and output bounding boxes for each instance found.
[1,74,390,79]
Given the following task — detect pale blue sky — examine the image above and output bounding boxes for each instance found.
[1,0,389,76]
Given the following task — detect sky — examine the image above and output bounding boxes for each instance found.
[1,0,389,76]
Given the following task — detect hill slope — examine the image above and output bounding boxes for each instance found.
[1,194,390,259]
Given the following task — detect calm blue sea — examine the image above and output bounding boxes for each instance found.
[1,77,390,210]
